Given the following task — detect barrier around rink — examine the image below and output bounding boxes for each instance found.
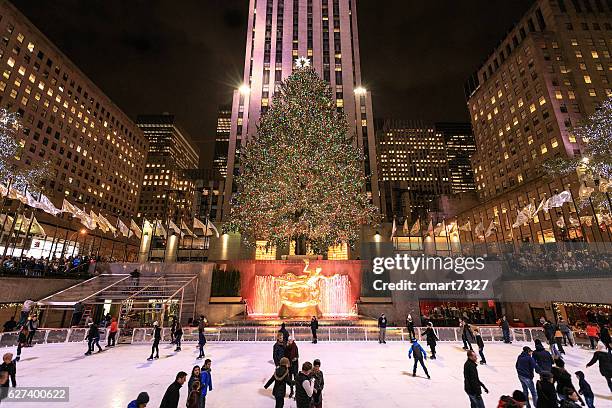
[1,325,594,347]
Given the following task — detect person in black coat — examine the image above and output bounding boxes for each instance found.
[378,313,387,344]
[473,327,486,365]
[464,350,488,408]
[585,342,612,392]
[551,359,583,405]
[421,322,439,359]
[461,319,475,351]
[501,315,512,343]
[264,357,293,408]
[15,326,28,362]
[0,353,16,391]
[599,324,612,353]
[159,371,187,408]
[279,323,289,344]
[533,339,554,373]
[406,314,416,339]
[84,322,102,355]
[147,321,162,360]
[273,333,286,367]
[536,371,559,408]
[310,316,319,344]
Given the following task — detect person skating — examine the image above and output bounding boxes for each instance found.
[543,320,558,355]
[574,371,594,408]
[461,318,475,351]
[474,327,487,365]
[408,338,430,379]
[174,322,183,352]
[285,338,299,398]
[197,320,206,359]
[0,353,16,391]
[16,299,34,329]
[585,341,612,392]
[273,333,286,367]
[170,317,177,345]
[279,323,289,344]
[188,365,201,392]
[84,321,102,355]
[186,380,200,408]
[464,350,489,408]
[199,358,213,408]
[498,390,528,408]
[127,391,149,408]
[378,313,387,344]
[2,317,16,333]
[557,318,573,347]
[599,324,612,353]
[559,389,582,408]
[553,325,566,355]
[406,314,416,339]
[26,315,38,345]
[310,316,319,344]
[311,359,324,408]
[552,359,583,405]
[516,346,541,408]
[15,326,28,362]
[159,371,187,408]
[295,361,314,408]
[585,324,599,350]
[106,317,118,347]
[536,372,559,408]
[501,316,512,343]
[264,357,293,408]
[147,321,161,360]
[422,322,439,359]
[533,339,554,373]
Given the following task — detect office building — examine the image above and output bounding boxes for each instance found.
[213,104,231,178]
[436,122,477,194]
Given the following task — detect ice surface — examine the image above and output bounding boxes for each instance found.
[3,341,611,407]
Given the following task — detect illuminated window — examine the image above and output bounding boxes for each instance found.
[588,88,597,96]
[555,90,563,99]
[538,96,546,105]
[529,103,536,113]
[336,99,344,108]
[584,75,592,83]
[7,58,15,68]
[592,51,599,59]
[551,138,559,148]
[27,42,34,52]
[540,144,548,154]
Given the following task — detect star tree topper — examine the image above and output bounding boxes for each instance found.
[294,56,311,68]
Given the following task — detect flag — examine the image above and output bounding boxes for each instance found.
[194,217,220,238]
[474,221,485,237]
[78,211,96,230]
[168,220,182,236]
[410,219,421,235]
[130,219,142,239]
[556,217,566,229]
[154,220,167,237]
[512,208,530,228]
[534,198,546,217]
[28,215,45,236]
[98,213,117,235]
[446,222,457,235]
[88,210,103,231]
[38,194,61,216]
[9,187,27,204]
[426,220,434,238]
[180,220,195,237]
[484,220,497,238]
[547,191,572,209]
[459,221,471,232]
[433,222,444,236]
[390,218,397,239]
[117,219,130,237]
[25,191,38,208]
[0,214,14,231]
[402,219,409,235]
[0,183,7,197]
[61,199,80,216]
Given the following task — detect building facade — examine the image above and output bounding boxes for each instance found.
[212,104,231,179]
[459,0,612,244]
[221,0,380,219]
[0,2,148,218]
[137,114,199,226]
[435,122,477,194]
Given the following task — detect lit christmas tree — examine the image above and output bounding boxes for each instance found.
[226,62,379,254]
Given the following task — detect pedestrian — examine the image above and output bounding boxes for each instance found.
[553,326,565,355]
[84,322,102,355]
[159,371,187,408]
[2,317,16,333]
[188,365,201,392]
[295,361,314,408]
[557,318,573,347]
[197,320,206,359]
[551,359,583,405]
[273,332,286,367]
[515,346,541,408]
[71,302,84,327]
[464,350,489,408]
[199,358,213,408]
[311,359,324,408]
[501,315,512,344]
[536,371,558,408]
[559,389,581,408]
[406,314,416,339]
[461,318,475,351]
[147,321,161,360]
[15,326,28,362]
[0,353,16,391]
[279,322,289,344]
[585,341,612,392]
[408,338,430,379]
[473,327,486,365]
[422,322,439,359]
[574,371,594,408]
[127,391,149,408]
[173,322,183,352]
[543,320,557,355]
[599,324,612,353]
[378,313,387,344]
[585,324,599,350]
[186,380,200,408]
[26,315,38,345]
[264,357,293,408]
[106,317,118,347]
[498,390,528,407]
[533,339,554,373]
[285,338,299,398]
[310,316,319,344]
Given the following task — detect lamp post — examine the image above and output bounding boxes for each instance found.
[67,228,87,258]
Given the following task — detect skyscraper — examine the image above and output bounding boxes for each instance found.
[221,0,379,219]
[212,104,231,178]
[435,122,476,194]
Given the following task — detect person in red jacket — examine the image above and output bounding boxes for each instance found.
[285,338,299,399]
[585,324,599,350]
[106,317,118,347]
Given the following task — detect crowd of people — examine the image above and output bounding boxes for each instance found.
[0,254,98,277]
[503,248,612,278]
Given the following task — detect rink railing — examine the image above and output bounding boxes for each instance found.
[2,325,590,347]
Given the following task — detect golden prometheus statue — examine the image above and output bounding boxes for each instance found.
[276,259,330,317]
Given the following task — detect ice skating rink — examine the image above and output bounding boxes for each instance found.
[5,341,611,407]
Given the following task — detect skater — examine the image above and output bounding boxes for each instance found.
[0,353,16,389]
[560,389,582,408]
[127,392,149,408]
[15,326,28,362]
[552,359,583,404]
[498,390,527,407]
[199,358,213,408]
[311,359,324,408]
[16,299,34,328]
[464,350,489,408]
[536,372,558,408]
[533,339,554,373]
[461,318,475,351]
[378,313,387,344]
[516,346,540,408]
[574,371,594,408]
[279,322,289,344]
[174,322,183,352]
[264,357,293,408]
[197,320,206,359]
[406,314,416,339]
[585,324,599,350]
[85,322,102,355]
[310,316,319,344]
[188,365,201,391]
[106,317,118,347]
[273,332,286,367]
[170,317,177,344]
[186,380,200,408]
[408,338,430,379]
[501,315,512,343]
[422,322,439,359]
[599,324,612,353]
[474,327,487,365]
[543,320,558,355]
[585,342,612,392]
[26,315,38,345]
[553,326,565,355]
[147,321,161,360]
[295,361,314,408]
[159,371,187,408]
[285,338,299,398]
[557,318,573,347]
[2,316,16,333]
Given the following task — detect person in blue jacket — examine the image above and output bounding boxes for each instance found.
[408,338,430,379]
[126,392,149,408]
[200,358,213,407]
[515,346,541,408]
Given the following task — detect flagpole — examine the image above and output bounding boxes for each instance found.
[20,191,43,260]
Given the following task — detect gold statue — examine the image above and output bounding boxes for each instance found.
[276,260,329,317]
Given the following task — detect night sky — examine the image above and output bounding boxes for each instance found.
[10,0,534,166]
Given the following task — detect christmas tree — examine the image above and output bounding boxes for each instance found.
[226,64,379,254]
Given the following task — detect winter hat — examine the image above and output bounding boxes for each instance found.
[540,371,553,381]
[522,346,532,353]
[512,390,527,402]
[575,370,585,379]
[136,392,150,404]
[534,339,542,346]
